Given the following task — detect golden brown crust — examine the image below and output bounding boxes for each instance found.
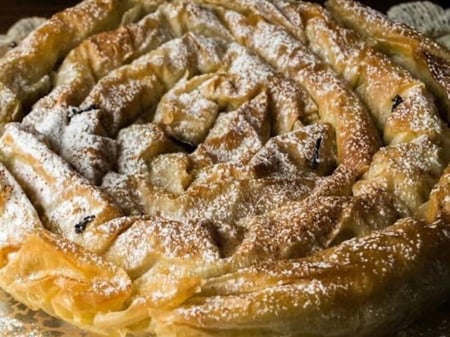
[194,0,307,42]
[62,33,227,183]
[105,216,220,279]
[0,0,449,336]
[27,9,173,118]
[0,229,132,337]
[0,17,46,58]
[216,6,380,173]
[0,123,123,254]
[196,2,381,205]
[152,218,450,337]
[420,164,450,223]
[232,195,378,263]
[326,0,450,124]
[353,136,446,213]
[298,3,447,142]
[284,2,450,227]
[24,0,234,152]
[0,0,147,125]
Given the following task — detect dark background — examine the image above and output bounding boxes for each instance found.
[0,0,449,33]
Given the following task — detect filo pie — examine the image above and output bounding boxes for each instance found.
[0,0,450,336]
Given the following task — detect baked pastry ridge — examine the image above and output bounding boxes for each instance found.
[326,0,450,124]
[152,218,450,337]
[0,0,162,125]
[0,0,449,336]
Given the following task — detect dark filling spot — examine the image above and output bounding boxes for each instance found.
[80,104,100,113]
[310,137,322,170]
[74,215,96,234]
[168,134,197,153]
[68,107,78,118]
[68,104,100,119]
[391,95,403,111]
[8,41,17,48]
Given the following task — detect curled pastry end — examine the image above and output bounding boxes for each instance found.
[0,229,132,336]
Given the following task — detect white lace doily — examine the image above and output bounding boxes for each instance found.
[0,289,94,337]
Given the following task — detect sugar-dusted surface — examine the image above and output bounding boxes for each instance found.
[0,229,132,337]
[301,5,448,147]
[155,219,450,337]
[105,216,220,279]
[0,163,42,249]
[0,0,449,336]
[117,123,180,176]
[0,123,123,254]
[326,0,450,123]
[218,7,380,177]
[0,0,143,124]
[354,135,445,213]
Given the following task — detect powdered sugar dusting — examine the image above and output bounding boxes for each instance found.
[0,163,43,248]
[162,218,450,334]
[105,216,220,279]
[0,0,449,336]
[0,123,122,254]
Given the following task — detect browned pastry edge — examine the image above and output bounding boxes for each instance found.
[325,0,450,124]
[0,0,448,336]
[0,0,155,125]
[150,218,450,337]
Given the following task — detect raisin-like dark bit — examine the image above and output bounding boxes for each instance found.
[391,95,404,111]
[310,137,322,170]
[79,104,100,113]
[68,106,79,118]
[167,134,197,153]
[74,215,96,234]
[8,41,17,48]
[68,104,100,119]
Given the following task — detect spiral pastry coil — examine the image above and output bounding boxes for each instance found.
[0,1,449,336]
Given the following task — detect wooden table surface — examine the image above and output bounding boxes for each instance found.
[0,0,449,33]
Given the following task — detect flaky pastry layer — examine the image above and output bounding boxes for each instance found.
[0,1,449,337]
